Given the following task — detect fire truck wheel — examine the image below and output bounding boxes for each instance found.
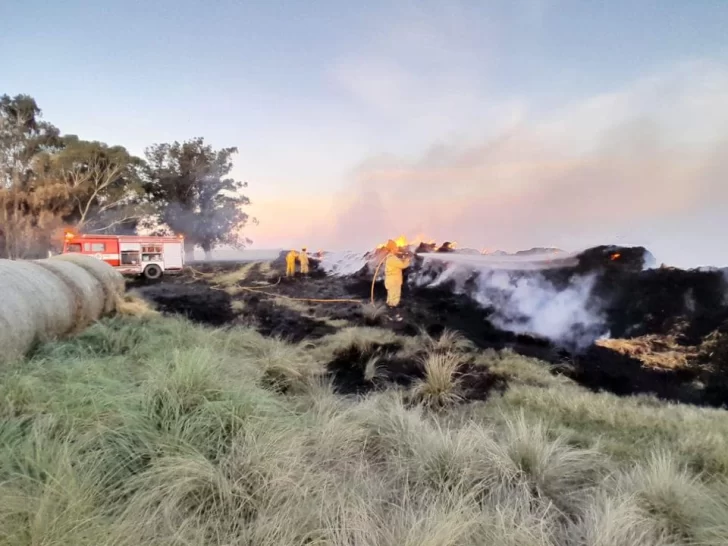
[143,264,163,280]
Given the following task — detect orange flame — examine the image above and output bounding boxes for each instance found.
[376,235,412,250]
[375,235,441,251]
[394,235,408,248]
[610,252,621,261]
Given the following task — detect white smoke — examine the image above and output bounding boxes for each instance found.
[320,249,609,348]
[413,257,608,349]
[473,270,606,349]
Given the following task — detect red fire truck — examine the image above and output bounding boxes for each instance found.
[62,233,185,279]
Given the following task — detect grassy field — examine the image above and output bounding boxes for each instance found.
[2,315,728,545]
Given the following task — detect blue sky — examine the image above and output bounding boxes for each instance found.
[2,1,728,266]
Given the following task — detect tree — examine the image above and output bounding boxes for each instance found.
[39,136,148,234]
[144,137,252,258]
[0,94,63,258]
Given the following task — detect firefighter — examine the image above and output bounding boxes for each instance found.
[299,247,310,275]
[285,249,299,277]
[384,240,411,309]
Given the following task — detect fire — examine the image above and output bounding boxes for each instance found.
[374,234,439,251]
[56,226,78,242]
[610,253,621,261]
[376,235,414,250]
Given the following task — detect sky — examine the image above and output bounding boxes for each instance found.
[2,0,728,267]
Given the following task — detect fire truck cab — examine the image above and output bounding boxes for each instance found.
[62,234,185,279]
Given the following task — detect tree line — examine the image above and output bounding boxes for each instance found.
[0,93,253,259]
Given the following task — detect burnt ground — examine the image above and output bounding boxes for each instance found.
[133,254,728,408]
[136,282,235,326]
[325,341,506,403]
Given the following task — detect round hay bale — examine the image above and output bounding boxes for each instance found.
[51,254,124,314]
[0,256,124,364]
[33,259,105,330]
[0,259,77,363]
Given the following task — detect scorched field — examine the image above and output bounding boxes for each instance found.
[2,247,728,546]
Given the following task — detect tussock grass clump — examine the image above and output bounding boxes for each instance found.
[489,381,728,474]
[613,452,728,544]
[3,315,728,546]
[256,337,323,392]
[486,414,603,513]
[478,348,568,388]
[411,351,466,408]
[420,328,474,353]
[310,326,403,362]
[363,355,383,382]
[563,491,667,546]
[361,302,387,324]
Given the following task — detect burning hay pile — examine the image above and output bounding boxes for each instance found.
[0,254,125,363]
[136,237,728,406]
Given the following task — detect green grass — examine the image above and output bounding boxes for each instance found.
[1,315,728,545]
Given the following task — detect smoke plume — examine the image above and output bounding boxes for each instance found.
[318,60,728,268]
[413,257,607,349]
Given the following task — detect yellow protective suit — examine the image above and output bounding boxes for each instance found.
[286,250,299,276]
[384,253,410,307]
[299,249,310,275]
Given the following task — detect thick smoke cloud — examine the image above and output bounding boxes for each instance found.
[412,258,606,349]
[320,61,728,267]
[472,271,604,349]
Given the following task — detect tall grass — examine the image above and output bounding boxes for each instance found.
[1,315,728,545]
[411,351,465,408]
[362,302,387,324]
[420,328,474,353]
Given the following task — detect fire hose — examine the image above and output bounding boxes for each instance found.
[191,262,387,306]
[235,285,364,304]
[205,276,364,305]
[370,254,388,304]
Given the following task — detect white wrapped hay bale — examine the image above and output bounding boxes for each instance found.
[0,256,124,364]
[0,260,77,363]
[33,259,106,329]
[51,254,125,314]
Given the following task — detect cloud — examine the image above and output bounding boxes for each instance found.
[318,60,728,266]
[328,2,515,144]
